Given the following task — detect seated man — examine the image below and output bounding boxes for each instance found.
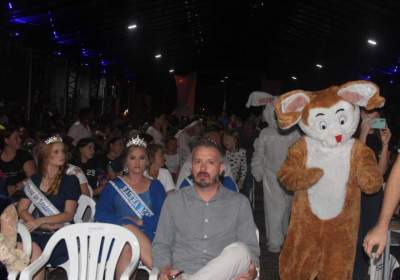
[152,138,260,280]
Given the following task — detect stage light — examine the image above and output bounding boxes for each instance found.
[224,76,229,79]
[316,64,323,68]
[220,80,225,83]
[169,69,175,73]
[8,2,13,9]
[155,54,162,59]
[367,39,377,46]
[291,76,297,80]
[128,24,137,30]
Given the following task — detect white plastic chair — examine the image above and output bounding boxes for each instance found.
[87,184,94,198]
[20,223,141,280]
[73,195,96,223]
[8,222,32,280]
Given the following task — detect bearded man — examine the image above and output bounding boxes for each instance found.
[152,138,260,280]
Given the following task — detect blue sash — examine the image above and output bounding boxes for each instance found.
[109,177,154,220]
[23,179,60,217]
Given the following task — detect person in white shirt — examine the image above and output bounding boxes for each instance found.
[146,113,167,146]
[67,108,93,146]
[145,144,175,193]
[175,120,202,163]
[164,136,181,181]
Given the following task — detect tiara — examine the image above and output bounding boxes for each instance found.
[44,136,63,145]
[126,135,147,148]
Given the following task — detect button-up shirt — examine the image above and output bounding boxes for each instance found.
[152,185,260,274]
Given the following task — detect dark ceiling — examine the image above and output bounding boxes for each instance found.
[3,0,400,89]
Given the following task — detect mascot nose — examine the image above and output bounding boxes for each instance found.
[335,134,343,143]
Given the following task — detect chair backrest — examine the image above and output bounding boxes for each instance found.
[17,222,32,258]
[74,195,96,223]
[87,184,94,198]
[22,223,140,280]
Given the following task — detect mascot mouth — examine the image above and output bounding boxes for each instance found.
[335,134,343,143]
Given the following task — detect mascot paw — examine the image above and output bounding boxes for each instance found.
[305,168,324,185]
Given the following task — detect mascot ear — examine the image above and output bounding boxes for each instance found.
[337,80,385,110]
[274,90,311,129]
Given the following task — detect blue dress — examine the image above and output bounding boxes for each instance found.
[95,177,166,241]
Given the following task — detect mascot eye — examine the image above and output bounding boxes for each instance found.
[319,121,327,130]
[339,116,347,125]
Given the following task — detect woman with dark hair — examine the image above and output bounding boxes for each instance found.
[95,136,125,180]
[145,112,168,145]
[73,138,100,196]
[0,125,36,198]
[17,136,80,280]
[95,136,166,277]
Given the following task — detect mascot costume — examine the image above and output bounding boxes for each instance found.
[275,81,384,279]
[247,91,300,253]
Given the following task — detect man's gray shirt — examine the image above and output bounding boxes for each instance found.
[152,185,260,274]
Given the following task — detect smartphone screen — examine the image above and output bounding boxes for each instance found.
[370,118,386,129]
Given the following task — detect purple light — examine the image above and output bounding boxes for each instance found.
[360,74,372,81]
[8,2,13,9]
[10,18,28,24]
[390,80,395,84]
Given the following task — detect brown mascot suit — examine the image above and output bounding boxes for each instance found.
[275,81,384,280]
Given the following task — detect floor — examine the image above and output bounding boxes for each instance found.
[46,183,280,279]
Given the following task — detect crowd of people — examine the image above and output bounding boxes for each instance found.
[0,105,262,279]
[0,97,399,279]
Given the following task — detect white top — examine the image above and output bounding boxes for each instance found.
[175,130,192,163]
[67,121,92,146]
[165,153,181,174]
[146,126,163,145]
[144,168,175,192]
[226,149,247,182]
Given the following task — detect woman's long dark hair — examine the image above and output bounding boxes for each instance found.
[0,124,18,150]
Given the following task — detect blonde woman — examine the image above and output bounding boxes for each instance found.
[17,136,80,280]
[95,135,166,278]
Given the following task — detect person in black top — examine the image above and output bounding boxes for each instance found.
[353,109,392,279]
[0,125,36,198]
[73,138,102,196]
[17,136,80,280]
[95,136,124,180]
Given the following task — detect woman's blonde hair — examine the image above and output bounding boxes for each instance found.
[36,141,67,195]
